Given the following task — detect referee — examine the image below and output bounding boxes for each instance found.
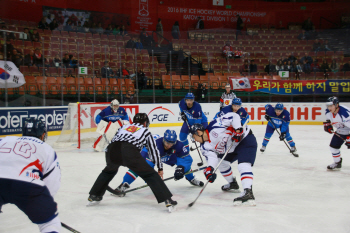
[220,84,236,111]
[87,113,176,209]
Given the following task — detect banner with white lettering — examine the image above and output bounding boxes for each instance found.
[0,107,67,135]
[0,61,26,88]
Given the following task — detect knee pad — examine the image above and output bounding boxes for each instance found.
[38,215,61,233]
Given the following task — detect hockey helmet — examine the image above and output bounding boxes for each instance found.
[110,99,119,112]
[133,113,150,128]
[275,102,284,111]
[326,96,339,106]
[190,123,205,136]
[22,117,47,142]
[232,98,242,106]
[163,129,177,146]
[185,93,195,100]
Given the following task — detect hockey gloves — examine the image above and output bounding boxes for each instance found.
[180,112,187,122]
[279,132,286,141]
[204,166,217,183]
[174,165,185,180]
[323,120,334,134]
[232,127,244,143]
[264,115,270,121]
[346,136,350,149]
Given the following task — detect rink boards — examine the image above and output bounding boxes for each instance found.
[0,102,344,137]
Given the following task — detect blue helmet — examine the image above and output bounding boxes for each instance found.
[185,93,195,100]
[275,103,284,111]
[232,98,242,106]
[326,96,339,106]
[163,129,177,144]
[190,123,205,136]
[22,117,47,141]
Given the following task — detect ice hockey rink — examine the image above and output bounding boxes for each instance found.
[1,124,350,233]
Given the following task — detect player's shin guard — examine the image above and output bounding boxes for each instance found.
[219,160,234,183]
[262,134,272,147]
[238,163,253,190]
[330,147,341,163]
[38,215,61,233]
[285,133,295,147]
[122,170,138,185]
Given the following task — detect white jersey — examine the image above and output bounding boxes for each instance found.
[200,112,248,168]
[325,105,350,135]
[0,136,61,196]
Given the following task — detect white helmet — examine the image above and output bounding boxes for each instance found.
[111,99,119,112]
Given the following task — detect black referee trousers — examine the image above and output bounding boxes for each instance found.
[89,141,172,203]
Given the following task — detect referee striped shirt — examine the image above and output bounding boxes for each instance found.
[111,123,163,170]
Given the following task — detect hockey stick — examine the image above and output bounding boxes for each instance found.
[333,132,346,141]
[106,166,207,195]
[188,142,235,208]
[267,118,298,157]
[61,222,81,233]
[183,116,204,166]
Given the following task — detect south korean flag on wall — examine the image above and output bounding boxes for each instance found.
[230,77,251,90]
[0,61,26,88]
[213,0,224,6]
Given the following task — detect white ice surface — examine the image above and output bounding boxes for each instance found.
[1,125,350,233]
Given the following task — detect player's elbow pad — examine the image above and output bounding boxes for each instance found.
[95,115,102,124]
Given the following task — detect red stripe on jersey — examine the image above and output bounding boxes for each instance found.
[220,98,224,103]
[206,129,211,143]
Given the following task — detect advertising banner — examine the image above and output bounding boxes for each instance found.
[230,78,350,95]
[0,107,68,135]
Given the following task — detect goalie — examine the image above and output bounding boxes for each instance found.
[93,99,130,151]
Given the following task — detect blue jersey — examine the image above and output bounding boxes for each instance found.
[265,104,290,133]
[141,137,193,170]
[95,106,129,124]
[214,105,250,126]
[179,99,208,127]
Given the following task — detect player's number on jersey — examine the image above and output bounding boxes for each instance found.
[126,126,140,133]
[0,142,36,159]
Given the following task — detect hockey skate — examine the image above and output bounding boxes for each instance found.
[188,178,204,187]
[111,182,130,197]
[260,146,266,152]
[290,146,299,157]
[233,188,256,206]
[86,195,102,206]
[327,158,342,171]
[165,198,177,213]
[221,178,240,192]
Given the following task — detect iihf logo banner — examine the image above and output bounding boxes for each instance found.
[230,77,251,90]
[0,61,26,88]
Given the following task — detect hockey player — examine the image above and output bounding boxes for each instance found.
[323,96,350,170]
[214,97,249,192]
[93,99,130,151]
[0,118,61,233]
[114,130,204,195]
[261,103,297,156]
[179,93,208,150]
[190,111,257,206]
[219,84,236,111]
[88,113,177,211]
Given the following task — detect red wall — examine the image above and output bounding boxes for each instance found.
[1,0,349,32]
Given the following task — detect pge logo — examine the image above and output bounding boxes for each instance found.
[148,106,175,122]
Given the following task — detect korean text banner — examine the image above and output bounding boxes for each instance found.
[230,78,350,95]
